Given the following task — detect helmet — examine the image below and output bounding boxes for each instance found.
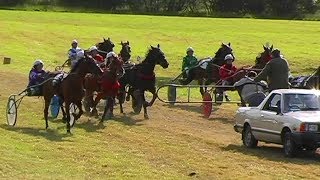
[224,54,234,61]
[33,59,44,66]
[72,39,78,44]
[89,46,98,52]
[186,47,194,53]
[106,51,117,59]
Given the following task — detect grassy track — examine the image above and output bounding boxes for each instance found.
[0,10,320,179]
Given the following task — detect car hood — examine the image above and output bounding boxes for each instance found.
[285,111,320,123]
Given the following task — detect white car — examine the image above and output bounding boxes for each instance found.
[234,89,320,157]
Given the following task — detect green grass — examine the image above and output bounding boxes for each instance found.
[1,10,320,179]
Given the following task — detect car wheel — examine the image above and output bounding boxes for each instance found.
[242,125,258,148]
[283,132,297,157]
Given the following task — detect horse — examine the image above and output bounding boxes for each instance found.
[179,43,234,96]
[90,57,124,120]
[119,41,131,63]
[118,44,169,119]
[82,38,115,111]
[96,37,115,58]
[42,55,103,133]
[253,44,273,69]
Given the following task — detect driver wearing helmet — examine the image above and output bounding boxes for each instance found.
[88,46,104,67]
[218,54,238,101]
[182,47,198,78]
[28,59,46,96]
[68,39,84,67]
[105,51,118,68]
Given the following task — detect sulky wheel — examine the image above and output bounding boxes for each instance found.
[6,95,17,126]
[202,92,213,118]
[50,95,60,119]
[167,86,177,105]
[69,103,78,127]
[132,90,143,114]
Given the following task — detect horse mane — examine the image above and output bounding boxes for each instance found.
[142,48,154,64]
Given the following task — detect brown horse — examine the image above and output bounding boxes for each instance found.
[90,57,124,120]
[82,38,115,112]
[253,44,273,69]
[43,55,103,133]
[179,43,234,95]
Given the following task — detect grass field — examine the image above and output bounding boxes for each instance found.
[1,10,320,179]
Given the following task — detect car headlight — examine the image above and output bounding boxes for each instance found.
[300,123,319,132]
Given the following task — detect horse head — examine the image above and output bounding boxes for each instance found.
[255,44,273,69]
[144,44,169,69]
[213,42,234,66]
[119,41,131,62]
[72,54,103,77]
[109,57,125,79]
[96,37,115,54]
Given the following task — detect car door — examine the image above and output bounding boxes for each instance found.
[257,93,282,143]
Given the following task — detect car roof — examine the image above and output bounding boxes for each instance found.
[272,89,320,95]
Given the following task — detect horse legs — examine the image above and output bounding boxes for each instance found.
[43,96,51,129]
[142,92,149,119]
[59,97,67,121]
[102,97,114,121]
[64,101,71,133]
[118,87,126,114]
[74,100,84,121]
[90,92,105,116]
[199,79,205,96]
[84,90,93,112]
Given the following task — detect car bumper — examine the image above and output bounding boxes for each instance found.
[292,132,320,149]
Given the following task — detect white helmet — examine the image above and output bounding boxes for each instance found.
[33,59,44,66]
[89,46,98,52]
[106,51,117,59]
[72,39,78,44]
[224,54,234,61]
[186,47,194,52]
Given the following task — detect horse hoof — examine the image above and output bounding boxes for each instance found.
[67,130,71,134]
[144,114,149,119]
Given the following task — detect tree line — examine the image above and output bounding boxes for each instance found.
[0,0,319,18]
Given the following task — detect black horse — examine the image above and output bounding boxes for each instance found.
[118,44,169,119]
[119,41,131,63]
[96,37,115,58]
[180,43,234,95]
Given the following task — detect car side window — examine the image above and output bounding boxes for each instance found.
[262,93,281,112]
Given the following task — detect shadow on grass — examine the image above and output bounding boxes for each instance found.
[208,116,235,125]
[221,144,320,164]
[163,103,220,117]
[0,124,72,142]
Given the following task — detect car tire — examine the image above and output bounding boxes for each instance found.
[283,132,297,158]
[242,125,258,148]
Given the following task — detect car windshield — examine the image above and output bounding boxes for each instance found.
[283,93,320,113]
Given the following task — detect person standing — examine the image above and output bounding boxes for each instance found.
[254,49,290,92]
